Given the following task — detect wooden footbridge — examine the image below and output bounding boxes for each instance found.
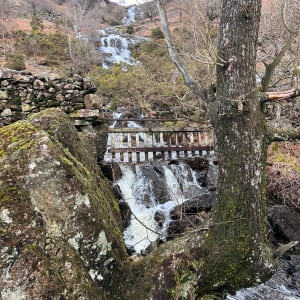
[104,119,215,163]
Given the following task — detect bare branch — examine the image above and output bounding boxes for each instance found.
[156,0,207,112]
[266,125,300,143]
[261,4,298,92]
[261,87,300,102]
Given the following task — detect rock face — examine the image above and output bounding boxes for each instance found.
[0,108,127,299]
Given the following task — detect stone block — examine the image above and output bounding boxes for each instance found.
[84,94,102,109]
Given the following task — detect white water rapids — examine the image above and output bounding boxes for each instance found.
[116,161,203,253]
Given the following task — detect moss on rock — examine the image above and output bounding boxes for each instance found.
[0,109,127,299]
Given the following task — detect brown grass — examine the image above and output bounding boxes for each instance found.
[267,142,300,209]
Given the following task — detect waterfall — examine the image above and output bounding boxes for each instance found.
[110,0,153,6]
[116,161,205,254]
[99,33,134,68]
[122,5,143,26]
[98,29,148,68]
[98,3,149,68]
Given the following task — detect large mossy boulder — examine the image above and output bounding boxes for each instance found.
[0,108,127,299]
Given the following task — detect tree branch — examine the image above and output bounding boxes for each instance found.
[266,125,300,143]
[156,0,207,112]
[261,4,298,92]
[261,88,300,102]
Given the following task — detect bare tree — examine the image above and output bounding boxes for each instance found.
[259,0,300,92]
[0,0,16,56]
[141,1,158,21]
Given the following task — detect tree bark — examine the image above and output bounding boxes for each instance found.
[197,0,275,293]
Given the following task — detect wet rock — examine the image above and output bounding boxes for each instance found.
[112,184,123,200]
[167,220,185,238]
[227,255,300,300]
[170,193,213,222]
[134,163,169,206]
[101,162,122,181]
[180,192,215,213]
[183,157,209,170]
[119,200,131,229]
[268,205,300,253]
[154,210,165,228]
[0,109,126,299]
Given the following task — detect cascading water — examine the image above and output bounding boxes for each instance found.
[122,5,143,26]
[116,161,205,254]
[104,116,208,253]
[98,4,148,68]
[110,0,153,6]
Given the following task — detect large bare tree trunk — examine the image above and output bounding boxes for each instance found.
[199,0,275,292]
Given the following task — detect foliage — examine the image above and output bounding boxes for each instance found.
[125,25,134,34]
[89,40,199,119]
[15,30,69,66]
[151,27,164,39]
[30,15,44,32]
[5,53,26,70]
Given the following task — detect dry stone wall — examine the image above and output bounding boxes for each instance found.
[0,68,104,127]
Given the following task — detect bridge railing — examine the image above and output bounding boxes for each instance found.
[105,127,215,163]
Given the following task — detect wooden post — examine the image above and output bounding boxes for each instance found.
[128,132,132,163]
[136,133,140,163]
[183,133,188,157]
[191,132,195,156]
[144,132,148,162]
[120,133,124,161]
[152,132,157,160]
[168,133,172,159]
[175,132,179,158]
[111,133,115,160]
[160,132,165,160]
[204,132,208,146]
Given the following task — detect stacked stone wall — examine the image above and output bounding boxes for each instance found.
[0,68,102,127]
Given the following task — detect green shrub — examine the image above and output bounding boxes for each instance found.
[125,26,134,34]
[5,53,26,71]
[151,27,164,39]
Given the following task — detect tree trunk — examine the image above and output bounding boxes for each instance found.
[199,0,275,292]
[109,1,277,298]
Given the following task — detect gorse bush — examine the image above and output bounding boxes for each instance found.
[151,27,164,39]
[125,26,134,34]
[5,53,25,70]
[16,31,69,64]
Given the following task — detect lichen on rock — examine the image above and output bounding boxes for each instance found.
[0,108,127,299]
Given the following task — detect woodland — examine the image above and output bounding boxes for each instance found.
[0,0,300,299]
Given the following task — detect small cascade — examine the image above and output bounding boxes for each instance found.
[98,28,148,68]
[116,161,205,254]
[122,5,144,26]
[98,4,148,68]
[110,0,153,6]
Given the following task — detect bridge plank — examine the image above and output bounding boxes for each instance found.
[108,127,212,133]
[109,145,212,153]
